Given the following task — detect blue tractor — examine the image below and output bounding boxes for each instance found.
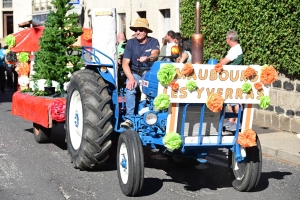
[65,46,262,197]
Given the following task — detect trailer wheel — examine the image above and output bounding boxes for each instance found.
[33,123,51,143]
[228,135,262,191]
[66,69,113,171]
[117,129,144,196]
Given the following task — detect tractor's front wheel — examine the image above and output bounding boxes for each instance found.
[228,135,262,191]
[117,129,144,196]
[66,69,113,171]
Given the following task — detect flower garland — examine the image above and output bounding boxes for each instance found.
[5,34,16,48]
[82,29,92,41]
[260,65,277,85]
[19,52,29,63]
[182,62,194,75]
[157,64,177,85]
[49,100,66,122]
[241,82,252,93]
[206,93,224,112]
[154,94,171,110]
[237,129,257,148]
[259,95,270,109]
[244,66,256,78]
[254,82,263,91]
[163,132,182,151]
[170,81,179,91]
[18,63,30,76]
[214,63,223,73]
[186,80,197,92]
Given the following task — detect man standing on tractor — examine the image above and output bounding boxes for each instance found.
[120,18,160,128]
[219,30,243,131]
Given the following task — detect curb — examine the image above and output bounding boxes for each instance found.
[262,145,300,166]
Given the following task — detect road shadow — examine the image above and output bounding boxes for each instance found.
[24,122,67,150]
[138,147,294,196]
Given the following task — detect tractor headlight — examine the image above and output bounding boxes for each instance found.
[144,112,158,125]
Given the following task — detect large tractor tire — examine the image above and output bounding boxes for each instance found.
[117,129,144,196]
[66,69,113,171]
[33,123,51,143]
[228,135,262,191]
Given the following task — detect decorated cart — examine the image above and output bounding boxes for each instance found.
[9,24,92,143]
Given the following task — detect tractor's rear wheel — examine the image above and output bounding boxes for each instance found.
[117,129,144,196]
[228,135,262,191]
[66,69,113,171]
[33,123,51,143]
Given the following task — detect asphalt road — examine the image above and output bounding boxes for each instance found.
[0,90,300,200]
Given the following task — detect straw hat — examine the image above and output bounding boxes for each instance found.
[130,18,152,33]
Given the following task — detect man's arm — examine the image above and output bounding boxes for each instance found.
[122,57,136,90]
[138,49,160,63]
[219,57,231,65]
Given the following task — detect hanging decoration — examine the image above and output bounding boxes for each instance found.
[154,94,171,110]
[162,132,182,151]
[206,93,224,113]
[237,129,257,148]
[241,82,252,93]
[157,64,177,85]
[259,95,271,109]
[260,65,278,85]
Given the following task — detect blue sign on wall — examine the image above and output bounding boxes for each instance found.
[69,0,80,4]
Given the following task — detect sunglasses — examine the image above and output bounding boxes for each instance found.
[134,28,146,32]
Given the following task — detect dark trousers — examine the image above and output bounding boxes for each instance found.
[0,66,5,92]
[6,64,18,92]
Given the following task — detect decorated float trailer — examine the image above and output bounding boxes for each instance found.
[65,8,277,197]
[10,25,92,143]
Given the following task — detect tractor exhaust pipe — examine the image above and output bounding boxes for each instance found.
[191,1,204,64]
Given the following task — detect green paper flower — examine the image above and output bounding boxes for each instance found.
[242,82,252,93]
[186,80,197,91]
[259,96,270,109]
[19,52,29,63]
[154,94,171,110]
[163,132,182,151]
[157,64,177,85]
[5,34,16,47]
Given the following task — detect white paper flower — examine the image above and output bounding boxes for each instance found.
[18,76,30,86]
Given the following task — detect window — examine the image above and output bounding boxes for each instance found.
[137,11,146,18]
[3,0,12,8]
[119,13,126,35]
[160,9,171,34]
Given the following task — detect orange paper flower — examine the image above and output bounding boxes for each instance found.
[254,82,263,91]
[18,63,30,76]
[206,93,224,113]
[170,81,179,91]
[237,129,257,148]
[182,62,194,75]
[82,29,92,41]
[244,66,256,78]
[214,63,223,73]
[260,65,278,85]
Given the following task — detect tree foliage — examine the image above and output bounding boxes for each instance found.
[180,0,300,75]
[32,0,83,89]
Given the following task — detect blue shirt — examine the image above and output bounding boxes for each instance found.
[0,49,4,67]
[123,37,160,72]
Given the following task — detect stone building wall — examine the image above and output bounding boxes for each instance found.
[253,73,300,133]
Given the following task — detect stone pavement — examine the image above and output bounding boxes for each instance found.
[258,131,300,166]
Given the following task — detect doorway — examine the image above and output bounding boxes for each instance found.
[3,12,13,37]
